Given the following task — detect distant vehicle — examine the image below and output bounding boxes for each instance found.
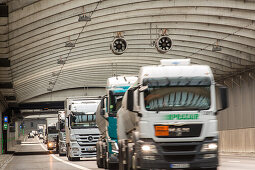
[39,133,43,139]
[46,118,58,150]
[28,132,34,138]
[65,96,101,161]
[57,111,66,156]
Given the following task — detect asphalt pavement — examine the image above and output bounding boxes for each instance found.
[2,137,255,170]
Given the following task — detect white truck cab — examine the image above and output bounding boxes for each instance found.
[65,96,101,161]
[117,59,228,170]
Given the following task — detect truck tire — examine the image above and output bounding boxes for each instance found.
[102,142,108,169]
[108,163,118,170]
[59,153,65,156]
[67,145,74,161]
[118,140,128,170]
[96,142,104,168]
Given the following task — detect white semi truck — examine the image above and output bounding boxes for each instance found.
[96,76,137,169]
[57,111,66,156]
[65,96,101,161]
[117,59,228,170]
[46,117,58,150]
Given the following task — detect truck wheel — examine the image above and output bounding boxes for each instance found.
[59,152,66,156]
[102,142,108,169]
[96,142,104,168]
[119,140,128,170]
[108,163,118,170]
[67,145,74,161]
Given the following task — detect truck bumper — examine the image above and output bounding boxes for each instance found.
[139,157,217,169]
[136,138,218,169]
[69,144,97,158]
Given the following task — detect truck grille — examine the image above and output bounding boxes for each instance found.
[159,142,201,163]
[75,134,100,146]
[164,155,195,162]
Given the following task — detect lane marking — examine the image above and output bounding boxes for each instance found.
[0,155,14,170]
[228,160,241,163]
[51,154,91,170]
[39,141,91,170]
[21,144,41,146]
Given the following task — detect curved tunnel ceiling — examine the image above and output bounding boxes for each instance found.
[3,0,255,102]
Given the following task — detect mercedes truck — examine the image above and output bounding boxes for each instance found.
[57,111,66,156]
[96,76,138,169]
[46,117,58,150]
[117,59,228,170]
[65,96,101,161]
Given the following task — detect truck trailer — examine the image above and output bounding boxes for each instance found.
[96,76,138,169]
[117,59,228,170]
[65,96,101,161]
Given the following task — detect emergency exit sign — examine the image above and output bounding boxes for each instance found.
[3,123,8,130]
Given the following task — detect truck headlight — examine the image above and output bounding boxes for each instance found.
[48,142,53,147]
[141,145,157,153]
[70,134,76,141]
[201,143,218,152]
[72,148,79,152]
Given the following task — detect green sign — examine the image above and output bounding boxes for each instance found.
[165,114,199,120]
[3,123,8,130]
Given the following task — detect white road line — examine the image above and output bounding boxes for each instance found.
[228,160,241,163]
[51,154,91,170]
[39,142,91,170]
[0,156,14,170]
[21,144,40,146]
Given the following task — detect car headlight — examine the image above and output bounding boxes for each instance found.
[70,134,76,141]
[201,143,218,152]
[141,145,157,153]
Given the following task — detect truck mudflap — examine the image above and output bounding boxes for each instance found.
[135,138,218,169]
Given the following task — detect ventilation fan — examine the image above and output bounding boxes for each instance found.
[155,36,172,54]
[110,37,127,55]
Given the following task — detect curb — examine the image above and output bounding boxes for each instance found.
[0,143,22,169]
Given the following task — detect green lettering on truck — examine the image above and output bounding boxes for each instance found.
[165,114,199,120]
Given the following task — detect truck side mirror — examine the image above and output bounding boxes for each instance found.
[127,89,134,111]
[100,98,105,115]
[56,122,59,131]
[65,117,69,127]
[218,86,228,112]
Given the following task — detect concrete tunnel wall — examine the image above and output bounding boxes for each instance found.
[218,71,255,153]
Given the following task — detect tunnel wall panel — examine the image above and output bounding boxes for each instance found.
[219,128,255,153]
[218,72,255,152]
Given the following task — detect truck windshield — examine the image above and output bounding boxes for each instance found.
[109,90,125,116]
[48,126,58,134]
[71,113,97,128]
[143,77,211,111]
[70,101,100,129]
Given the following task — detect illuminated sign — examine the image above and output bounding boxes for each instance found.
[4,116,8,123]
[3,123,8,130]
